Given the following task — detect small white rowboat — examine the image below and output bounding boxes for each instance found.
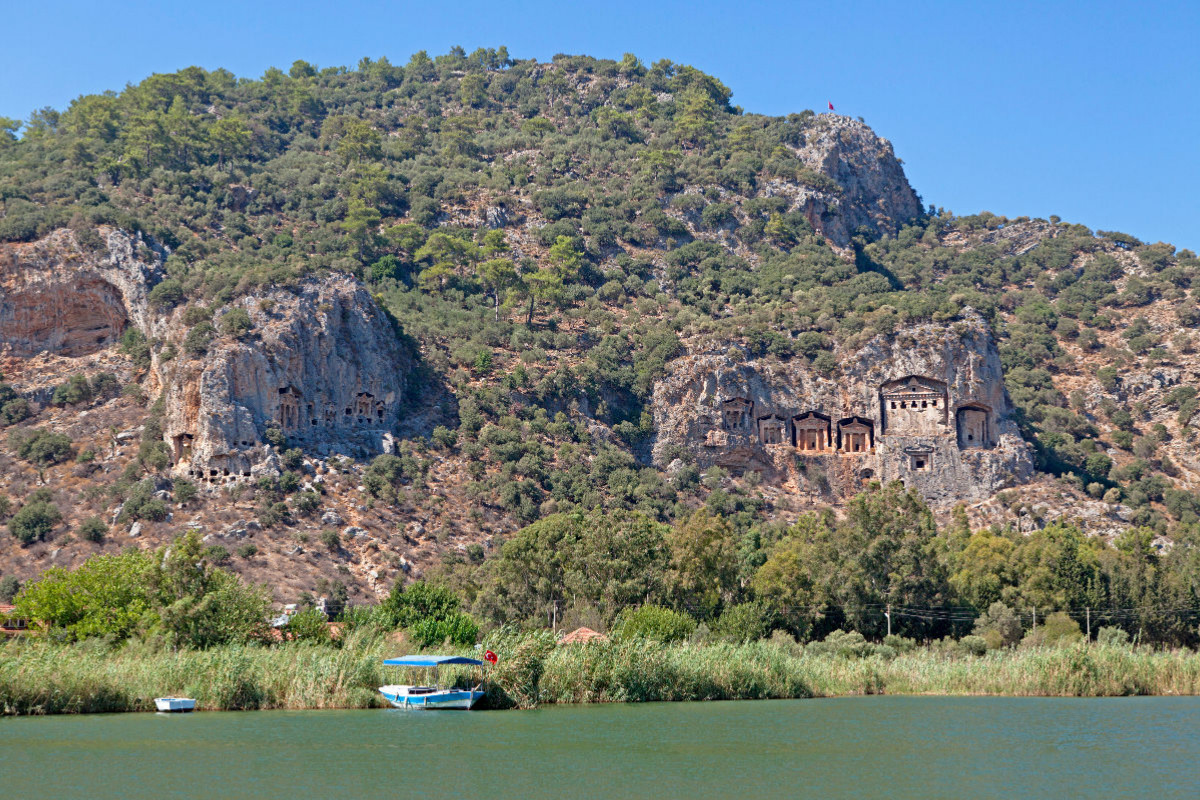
[155,697,197,713]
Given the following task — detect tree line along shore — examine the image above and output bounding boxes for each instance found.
[8,481,1200,714]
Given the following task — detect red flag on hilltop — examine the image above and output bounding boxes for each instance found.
[484,649,498,664]
[828,101,835,112]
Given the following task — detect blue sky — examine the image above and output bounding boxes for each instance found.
[2,1,1196,248]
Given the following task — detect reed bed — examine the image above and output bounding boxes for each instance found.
[6,633,1200,716]
[0,629,395,715]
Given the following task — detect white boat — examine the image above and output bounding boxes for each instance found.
[154,697,196,713]
[379,655,486,710]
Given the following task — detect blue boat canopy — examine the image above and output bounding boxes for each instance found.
[383,655,484,667]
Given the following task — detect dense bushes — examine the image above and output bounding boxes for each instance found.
[8,429,73,466]
[612,605,696,643]
[8,494,62,544]
[14,530,270,646]
[380,580,479,647]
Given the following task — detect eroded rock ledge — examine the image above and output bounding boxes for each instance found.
[652,312,1034,506]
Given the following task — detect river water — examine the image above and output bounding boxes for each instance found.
[2,697,1197,799]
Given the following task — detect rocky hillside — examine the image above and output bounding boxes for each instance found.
[1,50,1197,605]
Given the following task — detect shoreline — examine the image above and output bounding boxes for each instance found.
[6,634,1200,716]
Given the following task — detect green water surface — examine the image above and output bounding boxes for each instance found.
[2,696,1197,799]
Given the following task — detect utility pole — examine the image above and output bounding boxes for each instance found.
[1086,608,1091,640]
[1031,607,1036,635]
[885,604,892,638]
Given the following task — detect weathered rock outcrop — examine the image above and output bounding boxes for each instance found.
[158,275,412,482]
[652,312,1033,506]
[0,228,167,357]
[763,115,923,247]
[0,228,413,484]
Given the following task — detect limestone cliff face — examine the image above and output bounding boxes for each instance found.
[651,312,1033,506]
[0,228,166,357]
[0,228,413,483]
[763,115,923,247]
[158,275,412,482]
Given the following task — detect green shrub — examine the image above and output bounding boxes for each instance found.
[1097,626,1131,647]
[0,574,20,602]
[293,491,321,516]
[711,601,776,643]
[1096,366,1119,392]
[52,374,93,406]
[183,322,215,356]
[612,604,696,643]
[431,425,457,449]
[204,545,231,565]
[148,279,185,308]
[9,499,63,544]
[219,308,254,338]
[806,630,879,659]
[0,398,31,426]
[237,543,259,559]
[285,607,331,643]
[90,372,121,398]
[958,635,988,656]
[411,612,480,647]
[279,470,301,494]
[183,306,213,325]
[320,529,340,550]
[174,479,199,505]
[264,425,286,448]
[281,448,304,470]
[9,429,73,465]
[117,480,169,523]
[15,550,156,638]
[77,516,107,543]
[119,328,151,370]
[973,602,1023,649]
[381,580,461,629]
[1022,612,1083,647]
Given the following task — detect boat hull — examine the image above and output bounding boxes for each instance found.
[378,686,484,710]
[155,697,196,713]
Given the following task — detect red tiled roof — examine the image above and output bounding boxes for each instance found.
[559,627,608,644]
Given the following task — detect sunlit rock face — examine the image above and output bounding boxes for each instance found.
[1,226,414,485]
[0,228,165,357]
[652,311,1034,506]
[159,274,413,483]
[761,114,923,248]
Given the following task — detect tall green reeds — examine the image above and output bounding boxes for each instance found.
[6,632,1200,716]
[0,628,395,715]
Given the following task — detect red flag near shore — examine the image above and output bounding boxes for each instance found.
[828,101,835,111]
[484,649,498,664]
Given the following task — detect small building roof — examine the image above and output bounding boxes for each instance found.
[559,627,609,644]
